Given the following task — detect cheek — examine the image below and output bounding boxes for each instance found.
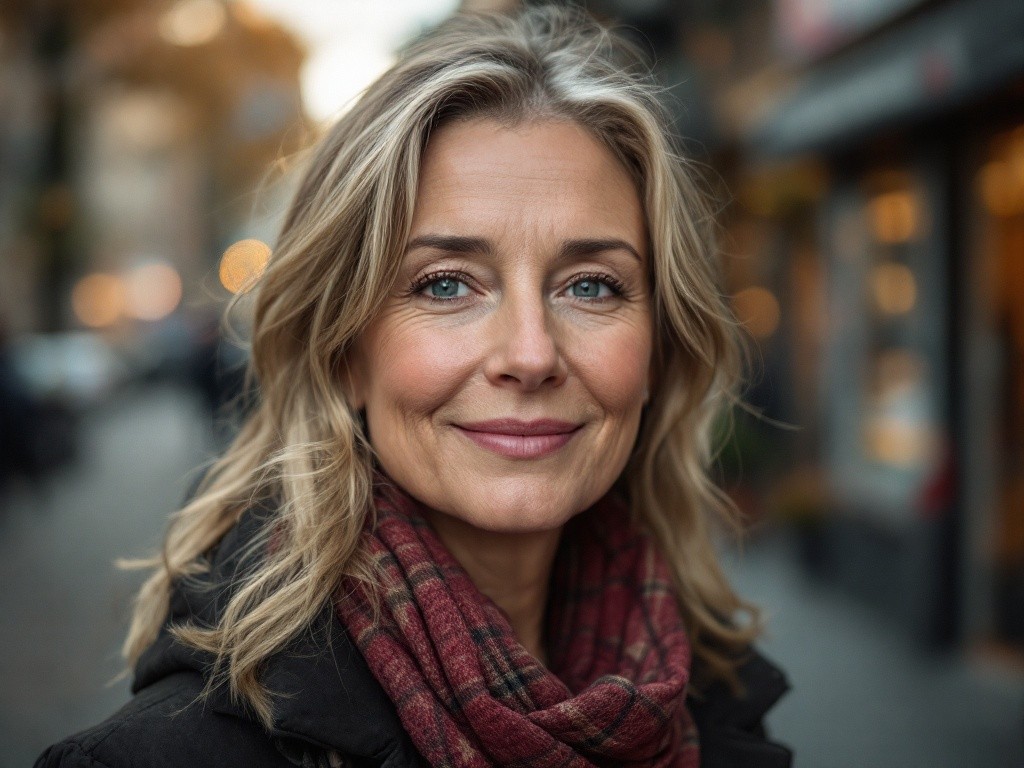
[567,320,652,411]
[361,319,479,423]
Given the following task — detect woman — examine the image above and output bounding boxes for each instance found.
[38,6,790,767]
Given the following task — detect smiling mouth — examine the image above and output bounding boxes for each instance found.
[454,419,582,459]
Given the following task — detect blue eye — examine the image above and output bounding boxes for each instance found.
[426,277,469,299]
[568,278,614,299]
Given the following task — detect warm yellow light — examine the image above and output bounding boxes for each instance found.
[231,1,274,31]
[864,421,934,467]
[219,239,271,294]
[125,262,183,321]
[732,286,781,340]
[1010,127,1024,189]
[978,160,1019,217]
[72,273,126,328]
[869,190,919,244]
[871,262,916,315]
[159,0,227,47]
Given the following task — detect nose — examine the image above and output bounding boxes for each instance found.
[484,290,567,391]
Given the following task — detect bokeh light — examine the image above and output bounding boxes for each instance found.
[871,262,917,315]
[1011,127,1024,187]
[71,273,127,328]
[159,0,228,47]
[219,238,271,294]
[125,262,183,321]
[868,190,920,244]
[863,419,935,467]
[978,160,1023,217]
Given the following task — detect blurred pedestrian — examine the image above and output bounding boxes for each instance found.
[37,6,790,767]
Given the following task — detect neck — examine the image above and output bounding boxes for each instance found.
[423,512,563,664]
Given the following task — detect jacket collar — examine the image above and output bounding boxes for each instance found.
[132,507,422,766]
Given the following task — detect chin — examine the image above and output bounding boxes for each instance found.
[448,477,594,534]
[459,508,569,534]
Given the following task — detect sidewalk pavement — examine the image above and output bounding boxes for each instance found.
[0,384,217,767]
[724,529,1024,767]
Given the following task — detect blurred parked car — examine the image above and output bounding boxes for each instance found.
[10,331,131,411]
[1,332,132,484]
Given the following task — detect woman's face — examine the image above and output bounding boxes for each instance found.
[350,118,652,533]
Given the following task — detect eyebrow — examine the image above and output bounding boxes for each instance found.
[405,234,491,255]
[558,238,643,263]
[404,235,643,263]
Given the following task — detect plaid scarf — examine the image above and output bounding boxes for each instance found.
[335,483,699,768]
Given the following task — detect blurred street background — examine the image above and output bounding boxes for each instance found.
[1,0,1022,765]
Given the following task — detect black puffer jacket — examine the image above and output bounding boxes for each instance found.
[36,509,793,767]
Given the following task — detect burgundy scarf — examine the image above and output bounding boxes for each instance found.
[335,483,699,767]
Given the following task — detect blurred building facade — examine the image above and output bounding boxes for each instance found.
[590,0,1024,662]
[0,1,306,479]
[0,0,306,336]
[755,0,1024,661]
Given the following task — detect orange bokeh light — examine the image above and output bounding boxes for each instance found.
[871,262,917,315]
[219,238,271,294]
[72,273,127,328]
[869,190,920,244]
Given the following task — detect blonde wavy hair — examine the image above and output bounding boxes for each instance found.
[124,4,759,726]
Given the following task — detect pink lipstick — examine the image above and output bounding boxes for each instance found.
[454,418,581,459]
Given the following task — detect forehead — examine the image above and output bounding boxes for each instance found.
[411,118,646,246]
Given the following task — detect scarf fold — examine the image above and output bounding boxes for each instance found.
[335,483,699,768]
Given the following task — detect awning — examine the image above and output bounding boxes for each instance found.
[752,0,1024,157]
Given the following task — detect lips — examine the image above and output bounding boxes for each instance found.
[454,418,582,459]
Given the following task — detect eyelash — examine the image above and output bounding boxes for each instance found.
[568,272,625,299]
[408,270,471,302]
[407,270,626,302]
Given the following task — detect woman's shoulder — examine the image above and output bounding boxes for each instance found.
[33,671,288,768]
[689,647,793,768]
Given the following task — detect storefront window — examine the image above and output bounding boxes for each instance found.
[976,124,1024,646]
[821,164,947,522]
[861,173,940,475]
